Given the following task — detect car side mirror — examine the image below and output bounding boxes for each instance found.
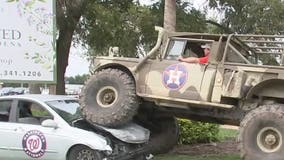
[41,119,58,129]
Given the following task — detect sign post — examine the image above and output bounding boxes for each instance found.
[0,0,56,83]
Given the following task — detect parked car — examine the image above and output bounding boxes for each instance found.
[0,87,13,96]
[0,94,150,160]
[9,87,29,95]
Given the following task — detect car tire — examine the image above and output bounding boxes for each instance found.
[68,145,103,160]
[239,104,284,160]
[137,114,179,154]
[80,68,139,127]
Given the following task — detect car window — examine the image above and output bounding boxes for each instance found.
[30,103,51,117]
[17,100,52,125]
[0,100,12,122]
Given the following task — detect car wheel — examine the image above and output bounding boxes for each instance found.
[80,68,139,127]
[239,105,284,160]
[68,145,102,160]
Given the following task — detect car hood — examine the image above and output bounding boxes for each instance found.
[93,122,150,144]
[73,119,149,144]
[65,126,112,151]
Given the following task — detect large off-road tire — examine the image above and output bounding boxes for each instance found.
[137,114,179,154]
[239,105,284,160]
[68,145,103,160]
[80,68,139,127]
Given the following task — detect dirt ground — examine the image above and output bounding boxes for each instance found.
[169,138,239,156]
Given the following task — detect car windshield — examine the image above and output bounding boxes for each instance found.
[46,99,82,125]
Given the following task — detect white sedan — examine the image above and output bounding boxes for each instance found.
[0,94,150,160]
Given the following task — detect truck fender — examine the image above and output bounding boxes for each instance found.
[246,79,284,99]
[93,63,136,82]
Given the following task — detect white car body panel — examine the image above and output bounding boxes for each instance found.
[0,95,112,160]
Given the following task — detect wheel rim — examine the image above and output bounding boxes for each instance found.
[96,86,118,108]
[77,149,96,160]
[256,127,283,153]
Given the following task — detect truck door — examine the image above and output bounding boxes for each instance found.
[145,39,214,101]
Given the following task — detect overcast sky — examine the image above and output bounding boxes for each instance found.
[65,45,89,77]
[65,0,212,77]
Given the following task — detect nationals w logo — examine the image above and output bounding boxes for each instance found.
[22,130,47,158]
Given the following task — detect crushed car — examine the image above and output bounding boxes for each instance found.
[0,94,152,160]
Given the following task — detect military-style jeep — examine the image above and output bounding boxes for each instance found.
[80,27,284,159]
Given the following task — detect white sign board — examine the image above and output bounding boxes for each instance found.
[0,0,55,82]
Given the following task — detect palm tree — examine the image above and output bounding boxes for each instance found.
[164,0,176,31]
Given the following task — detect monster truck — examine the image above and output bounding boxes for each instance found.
[80,26,284,159]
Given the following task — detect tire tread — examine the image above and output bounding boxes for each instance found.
[80,68,139,127]
[238,104,284,159]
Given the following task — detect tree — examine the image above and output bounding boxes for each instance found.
[78,1,148,57]
[209,0,284,34]
[56,0,90,95]
[209,0,284,65]
[79,1,207,59]
[29,84,41,94]
[164,0,176,31]
[66,74,89,84]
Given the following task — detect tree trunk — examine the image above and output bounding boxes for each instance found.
[29,84,41,94]
[55,0,89,95]
[55,27,75,95]
[164,0,176,31]
[49,85,56,95]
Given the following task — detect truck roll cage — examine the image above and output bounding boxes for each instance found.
[225,34,284,66]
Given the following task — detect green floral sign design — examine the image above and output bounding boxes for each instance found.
[7,0,55,72]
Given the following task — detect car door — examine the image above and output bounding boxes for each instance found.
[145,39,209,101]
[7,99,67,160]
[0,99,14,160]
[9,123,66,160]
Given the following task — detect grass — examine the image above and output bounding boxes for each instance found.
[217,128,238,141]
[156,155,240,160]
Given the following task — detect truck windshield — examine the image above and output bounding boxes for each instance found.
[46,99,82,125]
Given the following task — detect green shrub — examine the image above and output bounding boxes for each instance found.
[178,119,219,144]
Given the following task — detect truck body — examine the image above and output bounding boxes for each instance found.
[89,29,284,125]
[81,28,284,159]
